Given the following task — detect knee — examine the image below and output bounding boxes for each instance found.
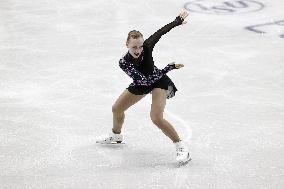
[112,104,122,114]
[150,112,163,125]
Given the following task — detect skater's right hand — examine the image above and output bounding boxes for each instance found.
[179,9,189,25]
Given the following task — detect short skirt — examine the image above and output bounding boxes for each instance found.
[127,75,177,99]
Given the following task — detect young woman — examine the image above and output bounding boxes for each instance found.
[97,10,191,164]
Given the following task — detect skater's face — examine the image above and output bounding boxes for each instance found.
[126,37,144,58]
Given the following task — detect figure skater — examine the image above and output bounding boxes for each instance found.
[96,9,191,164]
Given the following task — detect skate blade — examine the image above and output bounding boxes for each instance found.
[96,141,125,145]
[109,142,125,144]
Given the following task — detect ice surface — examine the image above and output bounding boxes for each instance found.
[0,0,284,188]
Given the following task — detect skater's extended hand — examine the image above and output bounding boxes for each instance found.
[179,9,189,25]
[175,64,184,69]
[170,62,184,69]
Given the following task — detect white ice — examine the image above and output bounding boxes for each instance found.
[0,0,284,188]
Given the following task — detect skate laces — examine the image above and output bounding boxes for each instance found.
[97,134,113,141]
[177,147,188,156]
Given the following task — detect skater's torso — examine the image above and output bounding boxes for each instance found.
[119,16,183,87]
[123,45,156,77]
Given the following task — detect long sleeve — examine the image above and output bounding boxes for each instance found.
[143,16,184,51]
[161,64,176,74]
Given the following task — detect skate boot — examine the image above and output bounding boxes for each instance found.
[96,132,123,144]
[175,140,191,165]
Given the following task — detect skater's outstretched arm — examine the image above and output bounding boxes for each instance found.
[161,62,184,74]
[120,59,184,86]
[144,10,189,51]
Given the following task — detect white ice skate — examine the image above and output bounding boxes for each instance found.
[175,141,191,165]
[96,132,124,144]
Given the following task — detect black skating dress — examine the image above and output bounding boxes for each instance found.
[119,16,184,99]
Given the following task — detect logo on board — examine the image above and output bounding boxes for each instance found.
[184,0,264,14]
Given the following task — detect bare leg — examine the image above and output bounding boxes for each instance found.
[112,89,145,134]
[150,88,180,143]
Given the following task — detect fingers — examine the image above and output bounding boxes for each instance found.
[179,64,184,68]
[179,9,189,20]
[179,9,189,25]
[175,64,184,69]
[170,62,184,69]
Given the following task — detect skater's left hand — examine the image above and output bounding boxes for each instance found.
[169,62,184,69]
[175,64,184,69]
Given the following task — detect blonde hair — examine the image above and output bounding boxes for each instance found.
[126,30,143,44]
